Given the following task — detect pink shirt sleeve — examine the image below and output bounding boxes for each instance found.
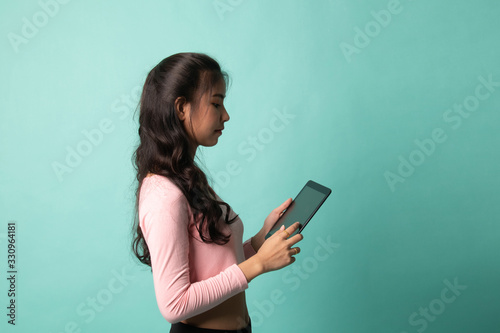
[139,180,249,323]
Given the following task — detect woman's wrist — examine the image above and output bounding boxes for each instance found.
[238,255,265,283]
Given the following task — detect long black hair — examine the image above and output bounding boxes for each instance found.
[131,52,238,267]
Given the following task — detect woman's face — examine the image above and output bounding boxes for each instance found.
[180,78,229,153]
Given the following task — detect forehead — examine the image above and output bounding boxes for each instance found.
[209,79,226,98]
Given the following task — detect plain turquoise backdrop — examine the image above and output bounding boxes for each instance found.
[1,0,499,332]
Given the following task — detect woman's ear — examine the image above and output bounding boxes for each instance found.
[175,96,188,121]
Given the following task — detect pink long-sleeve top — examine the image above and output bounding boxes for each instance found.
[138,174,257,323]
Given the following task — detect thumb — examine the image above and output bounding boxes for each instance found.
[282,197,292,207]
[277,198,292,214]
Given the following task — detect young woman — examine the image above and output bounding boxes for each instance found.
[131,52,303,333]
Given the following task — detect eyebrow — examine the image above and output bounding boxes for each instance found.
[212,93,225,99]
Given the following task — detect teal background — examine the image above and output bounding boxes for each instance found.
[1,0,499,332]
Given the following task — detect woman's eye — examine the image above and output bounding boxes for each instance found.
[212,103,220,108]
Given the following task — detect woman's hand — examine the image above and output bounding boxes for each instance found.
[254,221,303,273]
[251,198,293,252]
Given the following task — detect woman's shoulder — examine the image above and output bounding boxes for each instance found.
[138,174,195,230]
[140,173,185,203]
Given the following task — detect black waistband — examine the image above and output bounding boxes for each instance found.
[170,318,252,333]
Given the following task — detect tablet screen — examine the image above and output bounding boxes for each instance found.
[265,181,330,239]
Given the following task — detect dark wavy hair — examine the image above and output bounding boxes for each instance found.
[130,52,238,267]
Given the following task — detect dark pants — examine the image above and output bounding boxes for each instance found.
[170,319,252,333]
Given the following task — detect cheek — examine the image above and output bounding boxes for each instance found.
[202,125,216,138]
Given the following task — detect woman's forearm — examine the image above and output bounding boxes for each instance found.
[240,230,269,282]
[238,255,264,283]
[250,230,266,252]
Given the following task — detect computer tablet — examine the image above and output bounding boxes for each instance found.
[265,180,332,239]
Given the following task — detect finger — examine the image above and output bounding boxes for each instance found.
[285,221,301,235]
[276,198,292,214]
[290,247,300,256]
[280,224,291,239]
[281,222,301,240]
[288,232,304,245]
[277,222,300,240]
[270,224,286,239]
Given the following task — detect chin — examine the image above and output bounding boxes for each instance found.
[203,140,218,147]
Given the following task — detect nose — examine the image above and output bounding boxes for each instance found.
[221,105,230,122]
